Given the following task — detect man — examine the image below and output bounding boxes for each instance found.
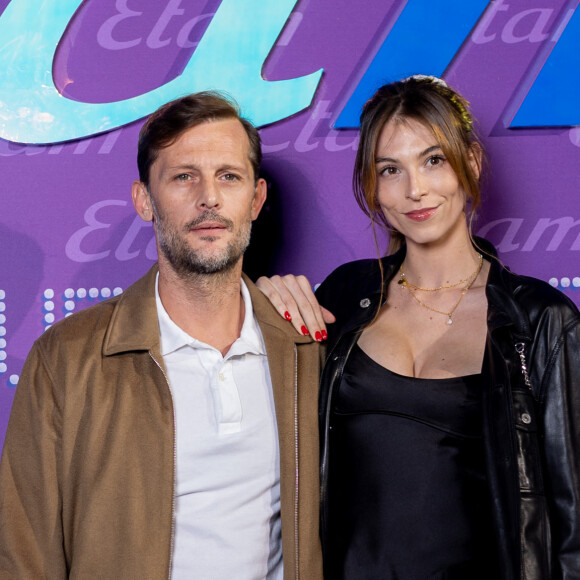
[0,93,322,579]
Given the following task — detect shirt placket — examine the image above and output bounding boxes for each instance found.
[213,357,243,435]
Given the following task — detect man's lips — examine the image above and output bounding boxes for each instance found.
[190,221,227,231]
[404,207,438,222]
[184,211,234,234]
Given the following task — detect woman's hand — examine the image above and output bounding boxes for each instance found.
[256,275,336,341]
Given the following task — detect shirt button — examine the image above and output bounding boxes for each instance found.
[360,298,371,308]
[521,413,532,424]
[218,372,225,381]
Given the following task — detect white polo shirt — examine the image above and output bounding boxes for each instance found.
[155,278,283,579]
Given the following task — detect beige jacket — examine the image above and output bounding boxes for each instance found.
[0,266,323,580]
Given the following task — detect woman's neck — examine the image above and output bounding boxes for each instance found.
[400,237,483,290]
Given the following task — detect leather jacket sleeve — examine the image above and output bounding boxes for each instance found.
[538,310,580,578]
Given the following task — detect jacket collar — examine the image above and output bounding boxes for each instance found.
[102,265,314,357]
[103,265,161,356]
[477,237,532,341]
[326,246,404,338]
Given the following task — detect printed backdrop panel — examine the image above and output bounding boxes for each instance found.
[1,0,579,448]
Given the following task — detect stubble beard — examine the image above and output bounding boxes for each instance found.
[152,205,252,278]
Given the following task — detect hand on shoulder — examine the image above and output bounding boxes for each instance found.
[255,274,335,341]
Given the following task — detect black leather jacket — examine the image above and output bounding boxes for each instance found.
[316,239,580,579]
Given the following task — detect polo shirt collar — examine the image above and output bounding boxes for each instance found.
[155,274,266,358]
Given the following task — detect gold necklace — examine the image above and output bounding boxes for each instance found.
[398,254,483,325]
[398,254,483,291]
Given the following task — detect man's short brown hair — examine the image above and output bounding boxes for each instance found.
[137,91,262,186]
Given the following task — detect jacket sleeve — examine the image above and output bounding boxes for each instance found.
[540,314,580,579]
[0,341,67,578]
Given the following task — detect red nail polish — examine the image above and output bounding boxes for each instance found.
[321,330,328,341]
[284,311,292,321]
[315,331,322,341]
[301,325,309,336]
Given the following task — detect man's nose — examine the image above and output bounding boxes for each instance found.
[197,178,221,209]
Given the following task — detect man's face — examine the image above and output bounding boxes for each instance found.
[132,118,266,277]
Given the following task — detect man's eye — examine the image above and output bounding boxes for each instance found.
[222,173,239,181]
[176,174,190,181]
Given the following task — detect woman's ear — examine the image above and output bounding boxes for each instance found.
[468,143,483,180]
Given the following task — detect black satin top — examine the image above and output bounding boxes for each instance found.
[326,344,498,580]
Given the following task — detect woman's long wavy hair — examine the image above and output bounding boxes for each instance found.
[353,76,484,255]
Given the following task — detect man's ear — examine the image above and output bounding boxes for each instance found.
[251,178,267,221]
[132,181,154,222]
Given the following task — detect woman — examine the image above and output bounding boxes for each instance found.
[257,76,580,579]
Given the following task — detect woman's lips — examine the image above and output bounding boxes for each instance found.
[404,207,438,222]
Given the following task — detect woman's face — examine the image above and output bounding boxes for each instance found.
[375,117,477,249]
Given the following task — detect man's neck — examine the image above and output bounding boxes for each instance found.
[158,262,246,356]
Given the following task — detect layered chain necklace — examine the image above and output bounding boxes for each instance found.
[397,254,483,325]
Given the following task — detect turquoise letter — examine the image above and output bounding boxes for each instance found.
[0,0,323,143]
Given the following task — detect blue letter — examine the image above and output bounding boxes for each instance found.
[0,0,323,143]
[334,0,490,128]
[510,7,579,127]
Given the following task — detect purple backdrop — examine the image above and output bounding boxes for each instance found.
[1,0,580,449]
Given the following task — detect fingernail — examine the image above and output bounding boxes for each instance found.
[321,330,328,341]
[315,331,322,342]
[301,325,309,336]
[284,311,292,321]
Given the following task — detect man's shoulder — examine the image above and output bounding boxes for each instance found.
[243,275,293,335]
[38,295,120,347]
[34,266,159,356]
[244,275,319,345]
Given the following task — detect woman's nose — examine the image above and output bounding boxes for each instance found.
[406,170,427,200]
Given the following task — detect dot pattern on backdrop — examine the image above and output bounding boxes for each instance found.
[1,286,124,387]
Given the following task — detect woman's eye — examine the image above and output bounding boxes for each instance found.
[380,166,398,176]
[427,155,445,167]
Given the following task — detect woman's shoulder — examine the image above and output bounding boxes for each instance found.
[518,273,578,321]
[322,258,382,284]
[315,257,388,313]
[490,263,580,331]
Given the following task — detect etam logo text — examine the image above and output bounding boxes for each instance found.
[0,0,579,145]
